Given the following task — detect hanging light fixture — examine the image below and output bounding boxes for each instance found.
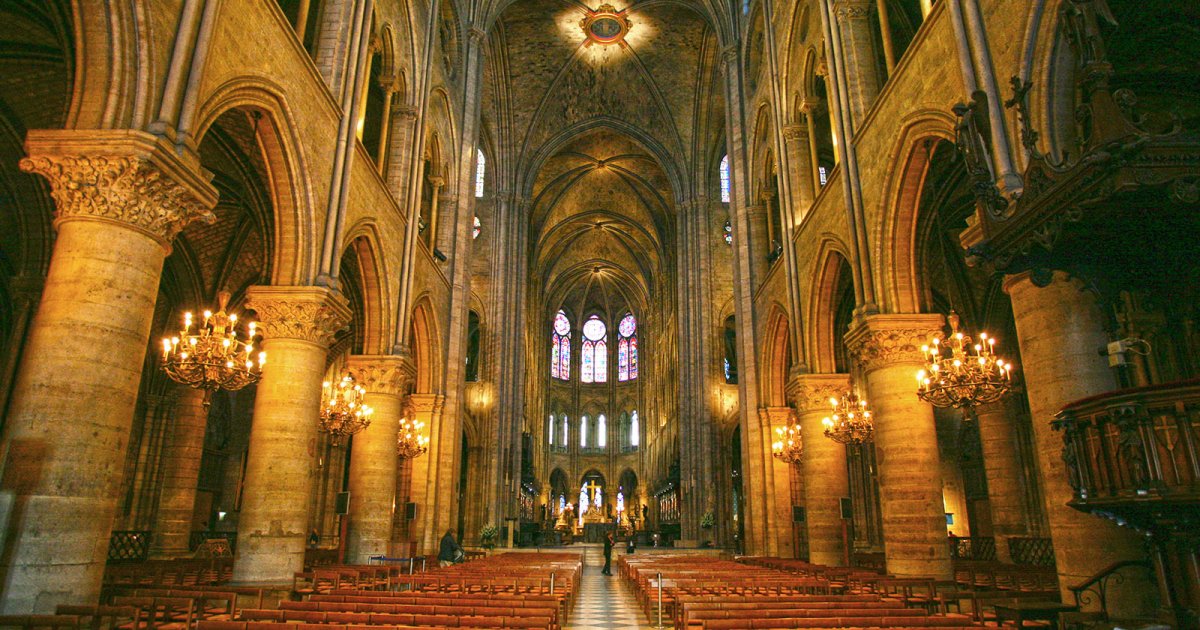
[771,422,804,464]
[822,389,875,445]
[319,374,373,444]
[916,311,1012,420]
[396,416,430,460]
[161,291,264,408]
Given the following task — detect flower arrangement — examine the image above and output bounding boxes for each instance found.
[700,511,715,529]
[480,524,499,549]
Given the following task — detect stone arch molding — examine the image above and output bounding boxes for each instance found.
[342,219,393,355]
[193,78,318,286]
[875,110,957,315]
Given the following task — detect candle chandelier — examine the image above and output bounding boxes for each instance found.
[319,374,373,444]
[822,389,875,445]
[160,291,264,408]
[916,311,1012,420]
[771,422,804,464]
[396,416,430,460]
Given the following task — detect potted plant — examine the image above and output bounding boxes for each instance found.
[700,511,715,548]
[480,524,499,551]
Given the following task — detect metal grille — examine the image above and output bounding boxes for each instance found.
[107,530,152,562]
[1009,536,1056,567]
[949,536,997,561]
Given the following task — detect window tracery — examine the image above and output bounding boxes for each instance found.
[551,310,571,380]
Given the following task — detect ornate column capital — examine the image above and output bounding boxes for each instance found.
[787,373,851,413]
[18,130,218,249]
[834,0,873,20]
[394,106,419,121]
[245,285,352,348]
[427,175,446,188]
[782,124,809,142]
[347,354,416,397]
[844,313,945,374]
[407,393,445,415]
[798,98,822,115]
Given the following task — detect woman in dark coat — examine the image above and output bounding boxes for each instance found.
[602,531,614,575]
[438,529,463,567]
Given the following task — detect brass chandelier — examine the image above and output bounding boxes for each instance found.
[160,291,264,408]
[396,416,430,460]
[822,389,875,445]
[771,422,804,464]
[916,311,1012,420]
[319,374,373,444]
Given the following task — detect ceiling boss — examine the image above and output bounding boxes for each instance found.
[581,4,632,46]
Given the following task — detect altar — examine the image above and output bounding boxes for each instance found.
[583,522,615,543]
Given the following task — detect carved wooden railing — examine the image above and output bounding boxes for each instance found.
[1053,378,1200,528]
[1069,559,1155,622]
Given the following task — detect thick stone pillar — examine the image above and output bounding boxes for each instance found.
[343,355,413,563]
[789,373,852,566]
[1004,272,1151,609]
[846,314,952,579]
[974,400,1028,562]
[832,0,884,127]
[0,130,216,612]
[232,286,350,585]
[150,386,209,558]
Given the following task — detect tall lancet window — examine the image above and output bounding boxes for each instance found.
[551,310,571,380]
[630,410,639,448]
[580,315,608,383]
[618,313,638,382]
[719,154,731,203]
[597,414,607,448]
[547,414,555,445]
[580,415,589,448]
[475,149,486,198]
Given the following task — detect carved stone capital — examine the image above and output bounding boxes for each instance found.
[245,285,352,348]
[19,130,218,249]
[407,393,445,415]
[427,175,446,188]
[787,373,851,413]
[844,313,945,374]
[394,106,419,121]
[347,354,416,397]
[782,124,809,142]
[834,1,872,20]
[798,98,822,115]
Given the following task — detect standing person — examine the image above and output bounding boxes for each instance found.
[308,529,319,548]
[439,529,463,568]
[602,530,614,576]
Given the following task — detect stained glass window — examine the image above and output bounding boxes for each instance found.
[618,313,637,382]
[551,310,570,380]
[598,414,606,448]
[630,410,639,447]
[548,414,555,445]
[719,154,731,203]
[561,414,568,445]
[580,415,589,448]
[472,216,481,239]
[723,219,733,245]
[818,165,829,187]
[475,149,486,198]
[581,315,607,383]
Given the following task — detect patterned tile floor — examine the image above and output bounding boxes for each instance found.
[565,564,658,630]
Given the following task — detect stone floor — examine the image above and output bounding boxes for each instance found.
[565,564,656,630]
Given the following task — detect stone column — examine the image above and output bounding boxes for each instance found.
[435,191,457,257]
[974,399,1028,563]
[846,314,953,580]
[833,0,884,127]
[1004,271,1151,609]
[761,407,798,557]
[406,393,444,554]
[385,107,418,201]
[424,177,444,252]
[0,275,43,422]
[789,373,852,566]
[782,124,816,221]
[232,286,351,585]
[0,130,216,613]
[150,386,210,558]
[343,354,414,563]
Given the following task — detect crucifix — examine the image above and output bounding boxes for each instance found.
[585,480,602,506]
